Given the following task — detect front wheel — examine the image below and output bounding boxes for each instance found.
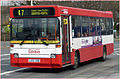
[71,53,79,69]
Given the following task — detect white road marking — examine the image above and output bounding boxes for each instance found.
[1,46,10,48]
[0,58,9,60]
[0,68,28,76]
[113,48,119,55]
[110,48,119,56]
[0,54,10,56]
[114,51,119,53]
[114,48,119,51]
[1,64,9,66]
[112,53,120,55]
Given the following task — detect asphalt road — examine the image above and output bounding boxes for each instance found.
[1,39,119,78]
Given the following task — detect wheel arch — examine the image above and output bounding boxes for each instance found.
[103,45,107,54]
[75,50,80,63]
[103,45,106,49]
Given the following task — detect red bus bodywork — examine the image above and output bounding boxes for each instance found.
[10,5,113,18]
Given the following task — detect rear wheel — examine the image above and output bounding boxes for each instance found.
[101,47,107,61]
[71,53,79,69]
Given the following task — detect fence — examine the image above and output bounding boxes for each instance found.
[1,33,10,41]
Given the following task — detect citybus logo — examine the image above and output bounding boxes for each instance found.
[28,49,40,53]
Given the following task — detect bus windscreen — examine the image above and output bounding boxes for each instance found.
[11,18,60,41]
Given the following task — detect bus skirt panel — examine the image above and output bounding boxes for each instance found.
[106,43,114,55]
[10,54,62,68]
[79,45,103,62]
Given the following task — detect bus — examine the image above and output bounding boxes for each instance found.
[10,5,114,69]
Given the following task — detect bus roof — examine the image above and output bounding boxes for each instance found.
[10,5,113,18]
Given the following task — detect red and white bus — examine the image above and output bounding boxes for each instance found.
[10,5,114,69]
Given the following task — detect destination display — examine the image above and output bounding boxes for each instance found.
[13,7,55,17]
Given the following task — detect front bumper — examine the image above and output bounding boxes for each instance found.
[10,54,62,68]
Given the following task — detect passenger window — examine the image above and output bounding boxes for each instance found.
[100,18,106,35]
[110,19,113,34]
[90,17,96,36]
[72,16,81,38]
[106,18,110,35]
[81,16,89,37]
[96,18,101,35]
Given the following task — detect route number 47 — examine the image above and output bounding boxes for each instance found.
[18,10,24,16]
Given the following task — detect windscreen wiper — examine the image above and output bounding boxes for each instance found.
[20,33,31,45]
[42,41,49,46]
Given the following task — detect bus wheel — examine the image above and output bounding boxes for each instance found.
[71,53,79,69]
[101,47,107,61]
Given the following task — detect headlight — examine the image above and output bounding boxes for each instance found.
[51,54,56,58]
[14,53,19,58]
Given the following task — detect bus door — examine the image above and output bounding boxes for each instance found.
[61,16,71,65]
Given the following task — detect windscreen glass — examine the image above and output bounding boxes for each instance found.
[11,18,60,41]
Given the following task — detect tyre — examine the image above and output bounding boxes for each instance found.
[71,53,79,69]
[100,47,107,61]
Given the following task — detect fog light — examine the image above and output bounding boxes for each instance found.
[14,53,19,58]
[10,44,14,47]
[51,54,56,58]
[56,45,61,48]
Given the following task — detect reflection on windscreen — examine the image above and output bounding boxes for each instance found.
[11,18,60,41]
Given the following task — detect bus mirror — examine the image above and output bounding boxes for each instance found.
[8,17,12,28]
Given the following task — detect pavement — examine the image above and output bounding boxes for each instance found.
[0,39,119,78]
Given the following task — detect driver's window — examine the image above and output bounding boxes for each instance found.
[41,18,47,37]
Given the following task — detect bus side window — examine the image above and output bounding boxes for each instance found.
[82,26,89,37]
[90,17,96,36]
[110,19,113,34]
[106,18,110,35]
[74,26,81,37]
[72,16,75,38]
[97,26,101,35]
[81,16,89,37]
[77,26,81,37]
[72,16,81,38]
[101,18,106,35]
[106,18,113,35]
[96,18,101,35]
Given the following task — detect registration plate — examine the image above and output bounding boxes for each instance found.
[28,59,40,62]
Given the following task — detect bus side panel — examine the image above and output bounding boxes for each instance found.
[10,54,19,67]
[106,43,114,55]
[71,50,75,65]
[79,45,103,62]
[51,55,62,68]
[102,35,114,55]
